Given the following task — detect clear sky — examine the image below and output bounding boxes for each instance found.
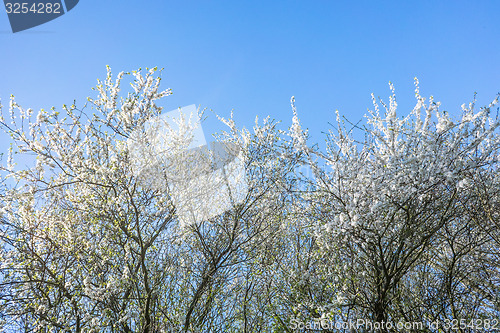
[1,0,499,151]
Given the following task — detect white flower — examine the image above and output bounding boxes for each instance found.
[121,102,133,112]
[457,178,469,189]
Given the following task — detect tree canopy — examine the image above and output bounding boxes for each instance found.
[1,69,499,332]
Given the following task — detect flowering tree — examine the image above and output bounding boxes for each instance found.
[1,69,499,332]
[287,81,500,329]
[0,67,301,332]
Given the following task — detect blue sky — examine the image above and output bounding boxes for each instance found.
[1,0,499,151]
